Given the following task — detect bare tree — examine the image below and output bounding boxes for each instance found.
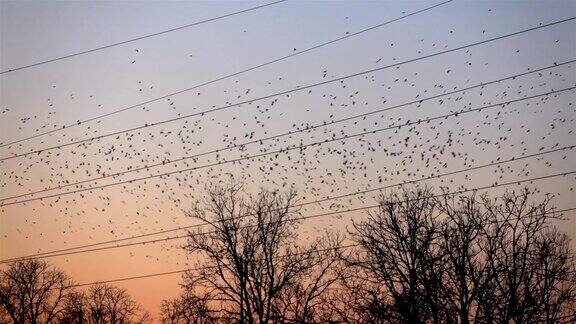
[100,284,137,324]
[59,291,87,324]
[160,292,214,324]
[85,283,107,324]
[348,187,448,324]
[475,190,576,323]
[436,191,493,324]
[313,272,395,323]
[179,181,341,323]
[268,233,342,323]
[346,187,576,324]
[530,229,576,323]
[0,259,73,324]
[83,283,147,324]
[57,282,150,324]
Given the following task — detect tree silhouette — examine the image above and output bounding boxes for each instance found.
[348,187,447,324]
[472,190,576,323]
[0,259,73,324]
[160,292,214,324]
[3,186,575,324]
[59,291,87,324]
[170,181,342,323]
[65,283,150,324]
[0,259,151,324]
[435,191,493,324]
[344,187,576,323]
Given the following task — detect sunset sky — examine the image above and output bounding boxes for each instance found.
[1,0,575,320]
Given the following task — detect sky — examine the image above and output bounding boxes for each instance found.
[1,0,575,321]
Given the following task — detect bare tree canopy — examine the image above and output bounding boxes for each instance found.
[0,260,150,324]
[344,187,576,323]
[166,181,342,323]
[160,293,214,324]
[348,187,446,323]
[0,259,73,324]
[60,283,151,324]
[3,187,575,324]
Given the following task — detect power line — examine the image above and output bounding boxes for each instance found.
[71,269,186,288]
[1,86,573,207]
[4,55,572,164]
[62,202,576,288]
[1,59,573,202]
[0,0,453,148]
[2,14,570,155]
[67,243,358,288]
[0,0,288,75]
[3,152,573,263]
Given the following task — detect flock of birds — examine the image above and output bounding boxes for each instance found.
[0,1,574,291]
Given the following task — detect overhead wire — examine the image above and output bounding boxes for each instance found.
[61,202,576,287]
[2,153,574,263]
[1,14,571,154]
[0,0,454,148]
[0,59,573,202]
[0,1,288,75]
[68,243,358,288]
[1,86,573,207]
